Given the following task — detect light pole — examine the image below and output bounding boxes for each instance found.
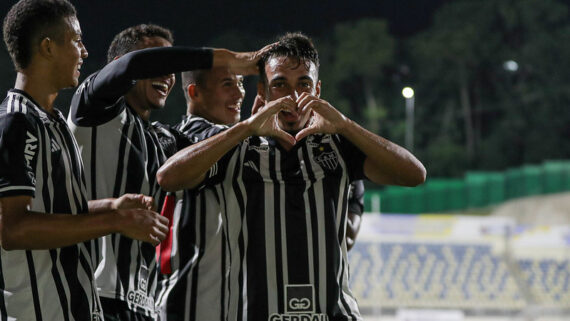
[402,86,415,152]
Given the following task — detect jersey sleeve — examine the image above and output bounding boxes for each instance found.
[348,180,365,216]
[199,143,240,189]
[69,47,214,127]
[336,134,367,181]
[0,113,38,197]
[177,118,228,147]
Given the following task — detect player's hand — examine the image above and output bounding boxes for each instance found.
[112,193,155,211]
[218,43,275,76]
[245,95,296,146]
[250,94,265,115]
[116,208,169,246]
[295,92,349,141]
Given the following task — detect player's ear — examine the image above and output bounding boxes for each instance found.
[315,80,321,98]
[188,84,198,99]
[38,37,54,59]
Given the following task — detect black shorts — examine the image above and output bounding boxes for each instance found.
[100,297,155,321]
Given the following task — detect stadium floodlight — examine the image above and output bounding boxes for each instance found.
[402,87,415,152]
[402,87,414,99]
[503,60,519,72]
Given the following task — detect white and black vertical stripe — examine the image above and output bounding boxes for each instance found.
[69,101,166,318]
[156,116,231,321]
[0,90,101,321]
[211,135,363,321]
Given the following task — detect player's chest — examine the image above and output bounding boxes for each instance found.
[241,136,343,184]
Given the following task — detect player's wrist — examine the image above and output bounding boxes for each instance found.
[336,116,355,136]
[212,49,231,68]
[236,119,258,138]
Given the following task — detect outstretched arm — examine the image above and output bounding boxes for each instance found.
[157,96,297,191]
[296,93,426,186]
[0,195,168,250]
[71,46,269,126]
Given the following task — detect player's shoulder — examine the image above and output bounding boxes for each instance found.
[73,72,98,96]
[177,115,226,133]
[152,121,177,140]
[0,90,43,125]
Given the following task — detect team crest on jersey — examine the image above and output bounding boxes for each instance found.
[314,151,338,171]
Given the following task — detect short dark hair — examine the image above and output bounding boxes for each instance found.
[3,0,76,70]
[107,24,173,63]
[258,32,320,86]
[180,69,209,102]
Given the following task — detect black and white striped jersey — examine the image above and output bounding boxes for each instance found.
[156,115,229,321]
[67,47,213,317]
[0,89,102,321]
[204,133,366,321]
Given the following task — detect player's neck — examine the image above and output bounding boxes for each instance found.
[125,95,152,122]
[14,72,58,114]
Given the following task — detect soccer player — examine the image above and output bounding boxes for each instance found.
[157,32,426,321]
[155,67,245,321]
[67,24,268,320]
[0,1,168,320]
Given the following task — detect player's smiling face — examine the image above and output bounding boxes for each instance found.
[53,16,88,89]
[193,67,244,125]
[263,56,320,134]
[127,36,174,113]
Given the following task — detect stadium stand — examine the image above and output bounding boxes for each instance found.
[348,214,570,318]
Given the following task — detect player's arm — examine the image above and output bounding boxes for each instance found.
[346,180,365,251]
[0,195,168,250]
[157,96,297,192]
[70,46,267,126]
[0,113,167,250]
[88,193,156,212]
[296,93,426,186]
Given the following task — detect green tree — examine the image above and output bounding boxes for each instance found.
[410,0,570,176]
[318,19,395,136]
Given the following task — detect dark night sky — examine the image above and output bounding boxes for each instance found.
[0,0,448,121]
[0,0,448,66]
[68,0,447,67]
